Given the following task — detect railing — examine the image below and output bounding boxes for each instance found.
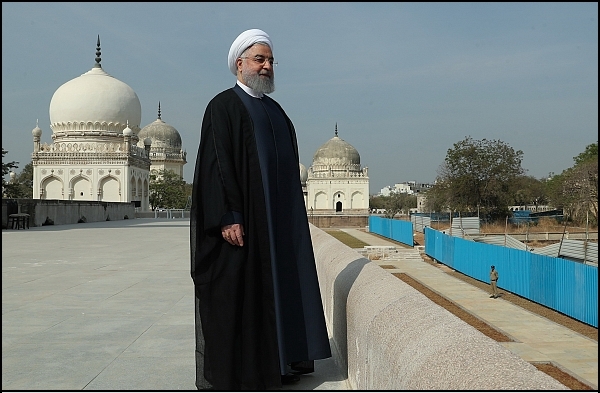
[154,208,186,219]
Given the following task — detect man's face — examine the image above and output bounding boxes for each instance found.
[237,43,275,94]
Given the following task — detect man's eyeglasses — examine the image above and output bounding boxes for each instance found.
[240,55,278,67]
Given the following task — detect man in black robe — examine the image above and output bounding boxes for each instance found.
[190,28,331,390]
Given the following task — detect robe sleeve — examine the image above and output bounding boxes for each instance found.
[197,98,245,234]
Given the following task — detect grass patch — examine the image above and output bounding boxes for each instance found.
[323,229,370,248]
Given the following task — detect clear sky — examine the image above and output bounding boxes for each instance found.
[2,2,598,194]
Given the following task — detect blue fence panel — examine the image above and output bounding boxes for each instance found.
[369,216,384,237]
[424,227,437,258]
[442,233,455,268]
[555,260,577,320]
[369,216,413,247]
[504,247,530,299]
[391,219,414,246]
[529,254,556,307]
[584,265,599,327]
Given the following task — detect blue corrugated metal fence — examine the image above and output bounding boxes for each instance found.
[367,216,597,327]
[369,216,413,246]
[423,226,598,327]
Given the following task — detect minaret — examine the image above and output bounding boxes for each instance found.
[32,119,42,153]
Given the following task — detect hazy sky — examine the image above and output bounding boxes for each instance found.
[2,2,598,194]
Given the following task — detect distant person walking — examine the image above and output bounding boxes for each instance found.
[489,265,499,298]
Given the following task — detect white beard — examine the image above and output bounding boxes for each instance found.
[242,69,275,94]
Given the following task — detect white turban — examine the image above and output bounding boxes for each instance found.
[228,29,273,76]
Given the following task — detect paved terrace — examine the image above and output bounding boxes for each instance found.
[2,219,597,390]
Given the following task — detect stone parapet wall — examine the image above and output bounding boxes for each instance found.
[309,224,566,390]
[308,214,368,228]
[2,199,135,228]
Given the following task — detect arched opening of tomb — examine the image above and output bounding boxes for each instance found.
[99,176,120,202]
[314,192,328,209]
[72,176,92,200]
[42,176,63,199]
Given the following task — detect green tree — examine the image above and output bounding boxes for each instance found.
[433,136,525,221]
[2,147,20,197]
[511,175,548,209]
[380,192,417,218]
[573,142,598,166]
[148,169,188,210]
[423,181,450,213]
[8,162,34,198]
[369,195,387,211]
[547,142,598,227]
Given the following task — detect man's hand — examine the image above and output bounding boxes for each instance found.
[221,223,245,247]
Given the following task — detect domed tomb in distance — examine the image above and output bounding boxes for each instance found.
[137,102,187,179]
[306,124,369,215]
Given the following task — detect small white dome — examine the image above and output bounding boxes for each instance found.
[123,124,133,136]
[32,124,42,137]
[299,163,308,184]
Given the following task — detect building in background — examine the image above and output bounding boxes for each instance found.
[304,124,369,224]
[380,181,433,197]
[31,38,186,211]
[138,102,187,179]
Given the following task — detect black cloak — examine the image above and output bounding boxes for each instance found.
[190,85,331,390]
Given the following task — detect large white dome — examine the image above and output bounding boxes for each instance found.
[49,66,141,133]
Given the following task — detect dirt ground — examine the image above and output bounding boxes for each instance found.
[404,230,597,390]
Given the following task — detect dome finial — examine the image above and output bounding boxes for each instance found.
[94,35,101,68]
[158,101,161,120]
[335,122,338,137]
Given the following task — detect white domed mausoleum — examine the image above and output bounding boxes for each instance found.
[31,37,154,210]
[138,102,187,178]
[304,124,369,224]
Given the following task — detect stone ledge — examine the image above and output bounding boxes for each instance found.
[310,224,566,390]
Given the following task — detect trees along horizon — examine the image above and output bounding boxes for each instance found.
[421,138,598,227]
[148,169,191,211]
[545,141,598,227]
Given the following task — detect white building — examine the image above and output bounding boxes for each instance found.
[31,38,186,211]
[305,124,369,214]
[380,181,433,196]
[138,102,187,179]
